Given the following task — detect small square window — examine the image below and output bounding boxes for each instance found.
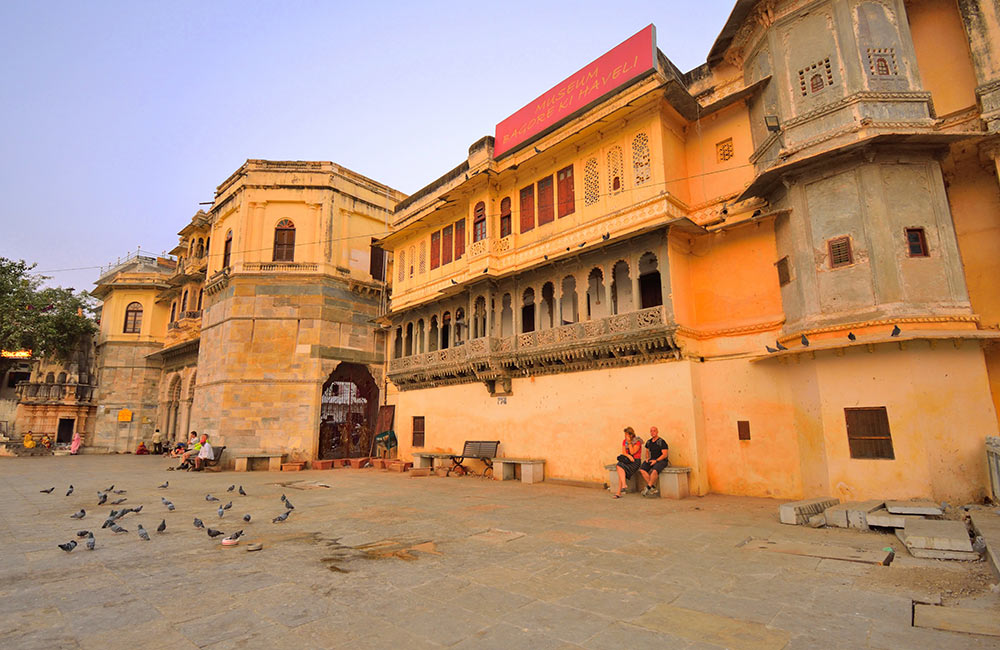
[828,237,853,268]
[716,138,734,163]
[845,407,894,460]
[737,420,751,441]
[905,227,929,257]
[776,257,791,286]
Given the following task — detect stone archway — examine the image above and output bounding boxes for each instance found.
[318,363,379,460]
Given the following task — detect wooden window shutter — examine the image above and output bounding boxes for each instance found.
[412,416,425,447]
[519,185,534,233]
[828,237,853,268]
[430,231,441,269]
[454,219,465,260]
[369,241,385,281]
[442,225,453,265]
[557,165,575,217]
[537,176,554,226]
[500,197,512,238]
[844,407,895,459]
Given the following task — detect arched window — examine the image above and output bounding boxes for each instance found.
[57,372,67,384]
[638,252,663,308]
[196,238,204,258]
[810,74,824,93]
[405,323,414,356]
[608,146,623,193]
[586,268,606,319]
[222,230,233,269]
[393,327,403,359]
[875,57,890,76]
[45,372,55,384]
[612,260,632,314]
[273,219,295,262]
[204,237,210,257]
[189,239,195,255]
[197,289,203,311]
[540,282,555,329]
[561,276,579,324]
[441,312,451,349]
[521,288,536,333]
[473,202,487,242]
[499,198,512,238]
[123,301,143,333]
[409,246,415,278]
[170,302,176,323]
[182,290,189,312]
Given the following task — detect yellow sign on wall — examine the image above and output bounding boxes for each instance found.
[118,409,133,422]
[1,349,32,359]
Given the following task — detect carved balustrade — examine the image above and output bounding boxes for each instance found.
[16,382,95,404]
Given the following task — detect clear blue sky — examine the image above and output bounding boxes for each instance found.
[0,1,736,292]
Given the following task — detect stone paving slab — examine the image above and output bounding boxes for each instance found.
[0,456,997,649]
[897,519,974,552]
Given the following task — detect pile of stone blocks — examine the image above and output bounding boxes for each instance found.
[779,497,840,525]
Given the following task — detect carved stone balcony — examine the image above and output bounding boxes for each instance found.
[388,306,678,390]
[16,382,95,405]
[242,261,318,273]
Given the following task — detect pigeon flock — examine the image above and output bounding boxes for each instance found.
[44,477,293,554]
[766,325,902,354]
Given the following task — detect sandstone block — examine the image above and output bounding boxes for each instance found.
[885,500,943,516]
[866,508,924,529]
[896,519,972,552]
[779,497,840,525]
[847,500,886,529]
[824,504,851,528]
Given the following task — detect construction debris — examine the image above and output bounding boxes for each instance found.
[885,500,943,516]
[742,538,893,565]
[779,497,840,525]
[913,603,1000,637]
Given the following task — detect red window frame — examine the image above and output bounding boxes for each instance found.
[557,165,575,217]
[442,225,453,265]
[537,176,554,226]
[499,197,512,238]
[430,231,441,269]
[519,185,534,233]
[905,227,929,257]
[454,219,465,260]
[473,202,487,242]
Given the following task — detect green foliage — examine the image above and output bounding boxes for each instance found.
[0,258,97,367]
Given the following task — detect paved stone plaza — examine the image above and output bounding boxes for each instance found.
[1,456,997,649]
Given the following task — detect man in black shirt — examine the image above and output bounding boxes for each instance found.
[639,426,669,497]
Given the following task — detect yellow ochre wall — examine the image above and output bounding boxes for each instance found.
[906,0,979,116]
[99,288,168,343]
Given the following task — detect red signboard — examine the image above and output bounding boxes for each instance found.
[494,25,657,158]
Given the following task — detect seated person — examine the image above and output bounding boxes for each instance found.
[41,434,52,449]
[135,441,150,455]
[23,431,36,448]
[177,431,202,469]
[192,434,214,471]
[169,442,187,458]
[612,427,643,498]
[638,426,669,497]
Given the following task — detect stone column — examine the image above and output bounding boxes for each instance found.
[659,235,673,320]
[181,399,193,440]
[631,253,642,311]
[604,264,614,316]
[554,278,563,327]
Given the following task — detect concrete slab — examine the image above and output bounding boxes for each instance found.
[902,546,981,561]
[824,503,851,528]
[779,497,839,525]
[885,500,943,516]
[866,508,924,529]
[896,519,973,552]
[969,511,1000,578]
[848,500,886,529]
[913,604,1000,637]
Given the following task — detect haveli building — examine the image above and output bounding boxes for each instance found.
[81,0,1000,504]
[380,0,1000,503]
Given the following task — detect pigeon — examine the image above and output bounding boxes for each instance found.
[70,509,86,519]
[158,481,169,489]
[206,528,225,538]
[206,494,219,502]
[66,485,74,496]
[283,499,294,510]
[76,530,91,538]
[272,511,291,523]
[602,232,610,241]
[86,533,95,551]
[97,493,108,506]
[280,494,287,502]
[112,489,127,495]
[161,497,169,504]
[800,334,810,347]
[227,485,235,492]
[847,332,856,341]
[165,502,175,511]
[223,530,243,541]
[58,540,77,553]
[223,501,232,511]
[775,340,788,351]
[137,525,150,541]
[131,505,143,514]
[105,484,115,492]
[110,498,127,505]
[193,517,204,529]
[40,487,55,494]
[891,324,901,337]
[110,524,128,534]
[238,486,247,496]
[766,345,778,353]
[218,507,225,519]
[243,514,251,522]
[156,519,166,533]
[101,518,114,529]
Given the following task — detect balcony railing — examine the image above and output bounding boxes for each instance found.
[242,261,318,273]
[16,382,95,404]
[388,305,677,389]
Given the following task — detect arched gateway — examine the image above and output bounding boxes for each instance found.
[318,363,378,459]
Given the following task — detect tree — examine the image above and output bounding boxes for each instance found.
[0,258,97,377]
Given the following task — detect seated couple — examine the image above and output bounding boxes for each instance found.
[170,432,214,471]
[612,426,669,498]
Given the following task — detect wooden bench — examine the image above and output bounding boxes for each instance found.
[605,463,691,499]
[231,451,285,472]
[414,442,500,477]
[493,457,545,484]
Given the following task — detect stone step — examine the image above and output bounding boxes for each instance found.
[895,518,973,552]
[885,500,942,516]
[779,497,840,525]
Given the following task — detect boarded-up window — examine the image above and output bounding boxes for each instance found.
[844,407,895,460]
[442,225,453,265]
[520,185,534,233]
[273,219,295,262]
[473,202,487,242]
[454,219,465,260]
[537,176,554,226]
[905,227,928,257]
[737,420,751,441]
[557,165,575,217]
[430,231,440,269]
[499,198,512,238]
[776,256,791,286]
[369,241,385,280]
[412,416,425,448]
[828,237,853,268]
